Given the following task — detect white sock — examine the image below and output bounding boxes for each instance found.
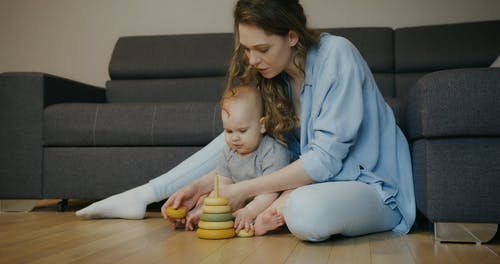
[75,183,158,219]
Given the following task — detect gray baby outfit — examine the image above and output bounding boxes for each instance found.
[216,135,291,183]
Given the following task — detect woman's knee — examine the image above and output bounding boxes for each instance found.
[284,182,402,241]
[283,186,335,242]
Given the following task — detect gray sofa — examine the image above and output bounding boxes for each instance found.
[1,20,499,240]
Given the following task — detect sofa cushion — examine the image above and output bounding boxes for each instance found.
[43,147,202,198]
[108,33,233,80]
[44,102,222,146]
[106,77,226,103]
[394,20,500,99]
[395,20,500,73]
[384,97,406,135]
[394,73,427,100]
[406,68,500,140]
[323,28,394,72]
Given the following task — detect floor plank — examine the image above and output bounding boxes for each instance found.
[403,230,462,264]
[284,239,332,264]
[23,219,160,263]
[240,232,300,264]
[69,218,171,264]
[1,204,499,264]
[327,235,371,264]
[446,243,500,264]
[200,235,266,263]
[485,235,500,257]
[369,231,416,264]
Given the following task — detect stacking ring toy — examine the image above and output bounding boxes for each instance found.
[202,205,231,214]
[196,228,236,239]
[237,229,255,238]
[198,220,234,230]
[204,196,229,206]
[165,207,186,219]
[197,174,235,239]
[200,213,233,222]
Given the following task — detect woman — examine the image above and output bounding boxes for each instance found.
[77,0,415,242]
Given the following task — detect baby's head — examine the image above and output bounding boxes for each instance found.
[220,85,266,156]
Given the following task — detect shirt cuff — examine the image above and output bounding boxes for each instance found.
[299,150,331,183]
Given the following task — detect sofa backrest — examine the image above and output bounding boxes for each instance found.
[106,33,233,103]
[106,28,397,103]
[105,20,500,105]
[394,20,500,100]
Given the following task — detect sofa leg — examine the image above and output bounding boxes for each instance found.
[57,199,69,212]
[434,222,498,244]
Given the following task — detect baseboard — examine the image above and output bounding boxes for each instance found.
[0,200,37,212]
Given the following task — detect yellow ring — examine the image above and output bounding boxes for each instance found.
[237,229,255,238]
[165,207,186,219]
[202,205,231,214]
[197,228,235,239]
[198,220,234,230]
[204,196,229,206]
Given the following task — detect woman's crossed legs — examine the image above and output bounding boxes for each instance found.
[256,181,402,242]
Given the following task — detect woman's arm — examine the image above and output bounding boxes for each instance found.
[192,170,219,194]
[222,160,313,209]
[243,160,312,197]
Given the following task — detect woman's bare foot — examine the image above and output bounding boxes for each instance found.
[254,207,284,236]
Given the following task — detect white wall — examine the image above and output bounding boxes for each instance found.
[1,0,499,87]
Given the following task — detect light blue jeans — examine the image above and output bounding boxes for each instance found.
[150,133,402,242]
[283,181,402,242]
[150,133,226,200]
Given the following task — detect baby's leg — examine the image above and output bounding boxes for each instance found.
[253,190,293,236]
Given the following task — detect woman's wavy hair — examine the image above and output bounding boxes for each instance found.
[226,0,320,143]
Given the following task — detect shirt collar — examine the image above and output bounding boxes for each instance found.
[304,32,328,87]
[304,45,316,87]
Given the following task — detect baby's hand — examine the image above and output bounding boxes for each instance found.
[169,216,186,229]
[185,203,203,231]
[233,208,255,233]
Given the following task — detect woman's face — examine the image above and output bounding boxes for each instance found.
[238,23,297,79]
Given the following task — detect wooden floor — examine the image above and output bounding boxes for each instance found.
[1,201,499,264]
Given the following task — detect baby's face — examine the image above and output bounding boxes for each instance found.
[222,99,265,157]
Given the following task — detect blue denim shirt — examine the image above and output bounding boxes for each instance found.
[285,33,415,233]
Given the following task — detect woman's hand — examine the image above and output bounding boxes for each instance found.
[218,181,248,212]
[161,183,201,224]
[184,195,206,231]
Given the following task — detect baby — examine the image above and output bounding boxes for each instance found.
[185,85,290,235]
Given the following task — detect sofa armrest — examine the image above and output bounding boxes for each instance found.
[1,72,106,106]
[0,72,105,198]
[406,68,500,141]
